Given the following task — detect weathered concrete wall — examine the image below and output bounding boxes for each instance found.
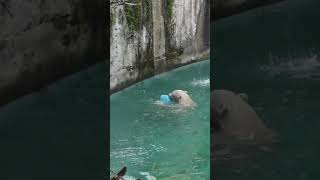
[212,0,285,21]
[110,0,210,93]
[0,0,106,105]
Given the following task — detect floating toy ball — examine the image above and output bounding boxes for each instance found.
[160,95,172,105]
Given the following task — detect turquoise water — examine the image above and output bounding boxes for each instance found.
[0,64,106,180]
[110,60,210,180]
[213,0,320,179]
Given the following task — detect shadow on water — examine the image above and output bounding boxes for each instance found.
[213,0,320,179]
[110,60,210,180]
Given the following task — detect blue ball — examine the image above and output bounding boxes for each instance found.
[160,95,172,105]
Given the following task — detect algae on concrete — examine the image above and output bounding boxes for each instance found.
[124,1,142,31]
[166,0,174,19]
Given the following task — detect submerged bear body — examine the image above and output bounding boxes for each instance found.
[211,89,277,144]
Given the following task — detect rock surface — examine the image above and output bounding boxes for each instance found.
[110,0,210,93]
[0,0,106,105]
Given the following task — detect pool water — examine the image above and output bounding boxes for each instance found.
[110,60,210,180]
[0,63,107,180]
[213,0,320,179]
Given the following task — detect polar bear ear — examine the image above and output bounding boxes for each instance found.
[184,90,188,94]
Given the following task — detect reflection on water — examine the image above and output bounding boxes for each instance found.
[110,60,210,180]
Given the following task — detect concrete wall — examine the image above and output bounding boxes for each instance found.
[0,0,288,105]
[0,0,106,105]
[110,0,210,93]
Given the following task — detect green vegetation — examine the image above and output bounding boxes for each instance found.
[124,1,142,31]
[167,0,174,19]
[143,0,151,23]
[110,10,116,26]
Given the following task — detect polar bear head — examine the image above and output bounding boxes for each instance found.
[168,90,189,102]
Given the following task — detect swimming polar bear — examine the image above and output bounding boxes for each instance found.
[211,89,277,144]
[169,90,196,107]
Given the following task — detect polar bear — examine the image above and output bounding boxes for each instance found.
[211,89,277,144]
[169,90,196,107]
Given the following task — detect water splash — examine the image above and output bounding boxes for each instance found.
[191,78,210,87]
[153,100,173,107]
[122,175,138,180]
[259,53,320,79]
[122,173,156,180]
[111,147,149,159]
[139,172,157,180]
[153,101,196,113]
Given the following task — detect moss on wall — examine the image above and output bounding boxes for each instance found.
[143,0,152,23]
[124,1,142,31]
[166,0,174,19]
[110,10,116,26]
